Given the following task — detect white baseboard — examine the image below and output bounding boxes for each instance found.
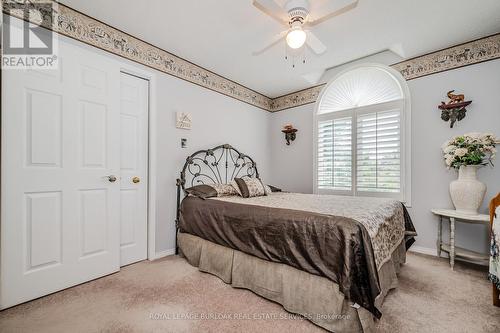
[149,248,176,260]
[408,245,437,257]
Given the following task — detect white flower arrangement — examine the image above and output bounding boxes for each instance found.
[442,132,497,169]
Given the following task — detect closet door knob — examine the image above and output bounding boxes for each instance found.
[107,175,117,183]
[132,176,140,183]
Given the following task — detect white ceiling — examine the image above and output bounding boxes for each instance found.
[60,0,500,98]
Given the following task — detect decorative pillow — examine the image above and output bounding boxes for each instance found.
[185,183,238,199]
[264,184,272,195]
[185,184,218,199]
[211,183,239,197]
[234,177,267,198]
[230,180,243,196]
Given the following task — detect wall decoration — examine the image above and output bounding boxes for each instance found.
[2,1,499,113]
[438,90,472,128]
[176,112,192,130]
[281,124,298,145]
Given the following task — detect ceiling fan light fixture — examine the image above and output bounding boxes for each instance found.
[286,27,306,49]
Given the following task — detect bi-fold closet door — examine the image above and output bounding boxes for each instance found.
[1,39,148,309]
[119,72,149,267]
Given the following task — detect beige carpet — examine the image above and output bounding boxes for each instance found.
[1,253,499,333]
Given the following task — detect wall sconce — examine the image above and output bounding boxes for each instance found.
[282,124,298,145]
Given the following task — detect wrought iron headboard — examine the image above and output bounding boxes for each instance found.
[174,144,259,254]
[177,144,259,191]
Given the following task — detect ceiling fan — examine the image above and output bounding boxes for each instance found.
[252,0,359,56]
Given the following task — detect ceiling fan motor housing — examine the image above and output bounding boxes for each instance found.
[285,0,310,24]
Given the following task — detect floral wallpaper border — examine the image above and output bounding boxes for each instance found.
[270,85,326,112]
[392,33,500,81]
[2,1,500,113]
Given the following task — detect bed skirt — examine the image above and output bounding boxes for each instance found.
[178,232,406,333]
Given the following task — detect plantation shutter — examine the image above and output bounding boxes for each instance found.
[315,66,408,201]
[317,117,352,190]
[356,109,401,193]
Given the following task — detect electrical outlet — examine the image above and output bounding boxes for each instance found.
[181,138,187,148]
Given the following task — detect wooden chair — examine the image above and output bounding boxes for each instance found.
[490,193,500,307]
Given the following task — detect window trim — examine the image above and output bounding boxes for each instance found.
[313,63,412,206]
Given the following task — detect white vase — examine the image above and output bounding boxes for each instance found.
[449,165,486,215]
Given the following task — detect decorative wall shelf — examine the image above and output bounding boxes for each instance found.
[281,125,298,145]
[437,90,472,128]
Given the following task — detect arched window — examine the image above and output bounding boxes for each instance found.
[314,64,411,203]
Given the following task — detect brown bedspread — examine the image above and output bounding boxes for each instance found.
[179,194,416,318]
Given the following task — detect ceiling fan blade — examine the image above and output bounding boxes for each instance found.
[252,30,288,56]
[308,0,359,26]
[252,0,289,24]
[305,31,327,55]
